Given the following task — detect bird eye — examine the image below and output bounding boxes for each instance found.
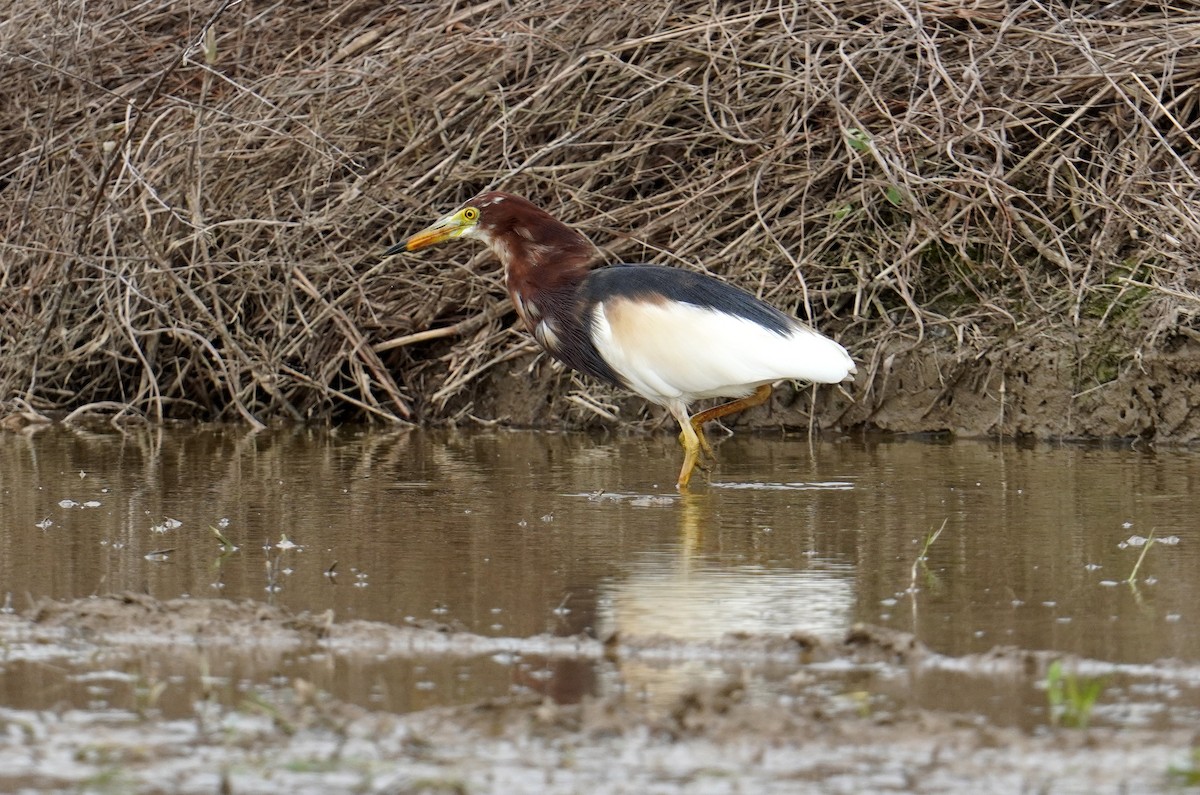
[462,207,479,222]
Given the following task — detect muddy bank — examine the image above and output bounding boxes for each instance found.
[844,322,1200,442]
[5,319,1199,445]
[2,594,1198,794]
[463,319,1200,445]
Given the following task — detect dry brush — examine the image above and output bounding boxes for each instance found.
[2,0,1198,429]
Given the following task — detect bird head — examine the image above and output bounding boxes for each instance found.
[387,192,593,272]
[385,192,523,255]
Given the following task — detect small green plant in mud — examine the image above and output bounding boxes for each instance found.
[844,127,906,208]
[1168,746,1200,786]
[910,519,948,592]
[133,674,168,719]
[847,689,873,718]
[1082,258,1154,324]
[1127,528,1157,584]
[1045,659,1105,729]
[210,524,238,553]
[79,765,133,794]
[398,777,469,794]
[242,690,298,736]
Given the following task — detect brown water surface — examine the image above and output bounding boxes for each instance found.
[1,426,1197,726]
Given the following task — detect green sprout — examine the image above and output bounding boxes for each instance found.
[846,127,871,152]
[1045,659,1105,729]
[910,519,948,585]
[1127,528,1156,584]
[1168,746,1200,786]
[210,524,238,553]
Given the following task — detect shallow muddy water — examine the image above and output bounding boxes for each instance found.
[2,426,1198,725]
[3,425,1200,792]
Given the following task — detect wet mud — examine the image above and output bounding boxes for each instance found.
[1,594,1197,794]
[471,322,1200,446]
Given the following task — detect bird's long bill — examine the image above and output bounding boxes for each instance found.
[384,208,475,256]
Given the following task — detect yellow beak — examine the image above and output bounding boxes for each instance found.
[384,208,476,256]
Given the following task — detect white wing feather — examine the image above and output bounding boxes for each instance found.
[592,300,854,406]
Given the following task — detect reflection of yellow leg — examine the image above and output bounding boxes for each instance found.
[669,385,773,490]
[678,491,704,562]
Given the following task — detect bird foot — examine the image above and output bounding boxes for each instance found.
[684,428,718,464]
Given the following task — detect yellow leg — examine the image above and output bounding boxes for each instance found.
[678,426,715,466]
[675,416,703,491]
[670,385,773,490]
[690,384,773,464]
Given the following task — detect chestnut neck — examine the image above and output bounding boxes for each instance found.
[484,215,595,317]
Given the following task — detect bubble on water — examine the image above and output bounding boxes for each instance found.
[629,495,675,507]
[152,518,183,533]
[58,499,77,508]
[82,500,101,508]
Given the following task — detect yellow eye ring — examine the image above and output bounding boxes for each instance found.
[462,207,479,222]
